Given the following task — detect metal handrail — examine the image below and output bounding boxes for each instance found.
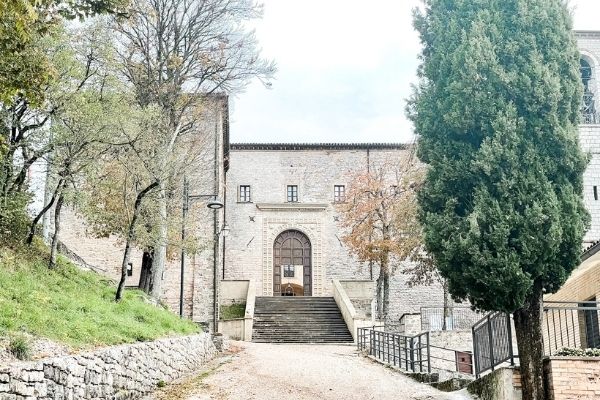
[357,327,431,373]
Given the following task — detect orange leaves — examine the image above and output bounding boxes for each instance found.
[336,152,426,267]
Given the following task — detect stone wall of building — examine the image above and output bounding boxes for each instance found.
[544,357,600,400]
[224,144,449,324]
[0,334,217,400]
[577,31,600,244]
[579,124,600,244]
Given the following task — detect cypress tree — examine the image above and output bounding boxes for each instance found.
[410,1,589,398]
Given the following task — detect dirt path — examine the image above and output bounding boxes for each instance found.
[148,341,473,400]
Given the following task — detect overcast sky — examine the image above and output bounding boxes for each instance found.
[229,0,600,144]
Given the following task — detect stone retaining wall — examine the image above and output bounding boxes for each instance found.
[0,334,217,400]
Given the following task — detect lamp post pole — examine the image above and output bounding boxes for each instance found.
[178,179,225,323]
[179,178,189,318]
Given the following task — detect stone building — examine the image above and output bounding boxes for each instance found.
[223,143,449,328]
[578,30,600,244]
[40,31,600,336]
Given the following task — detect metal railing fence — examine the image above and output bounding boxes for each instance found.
[472,312,515,378]
[421,306,484,332]
[357,327,431,373]
[543,300,600,356]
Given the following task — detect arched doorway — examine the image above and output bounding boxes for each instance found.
[273,230,312,296]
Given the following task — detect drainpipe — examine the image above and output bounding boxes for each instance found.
[213,103,220,332]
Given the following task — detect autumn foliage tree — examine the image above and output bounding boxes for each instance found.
[337,152,425,320]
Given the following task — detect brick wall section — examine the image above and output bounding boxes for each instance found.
[544,357,600,400]
[0,334,217,400]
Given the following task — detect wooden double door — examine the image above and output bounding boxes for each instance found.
[273,230,312,296]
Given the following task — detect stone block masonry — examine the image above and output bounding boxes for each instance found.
[0,333,217,400]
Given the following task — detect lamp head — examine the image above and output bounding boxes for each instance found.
[206,199,224,210]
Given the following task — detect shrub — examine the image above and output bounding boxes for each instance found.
[9,335,30,360]
[220,303,246,320]
[555,347,600,357]
[0,191,31,245]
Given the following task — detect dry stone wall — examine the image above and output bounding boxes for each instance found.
[0,334,216,400]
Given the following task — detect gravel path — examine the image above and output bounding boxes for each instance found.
[149,341,473,400]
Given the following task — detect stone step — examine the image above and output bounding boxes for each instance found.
[252,296,352,344]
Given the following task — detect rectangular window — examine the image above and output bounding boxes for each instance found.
[283,265,295,278]
[287,185,298,202]
[334,185,346,203]
[580,297,600,348]
[595,186,598,201]
[239,185,251,202]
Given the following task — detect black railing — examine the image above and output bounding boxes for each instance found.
[357,327,431,373]
[472,312,515,378]
[543,301,600,356]
[421,306,484,332]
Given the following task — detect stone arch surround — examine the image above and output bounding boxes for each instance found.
[262,218,324,296]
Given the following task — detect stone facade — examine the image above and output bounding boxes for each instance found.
[0,334,217,400]
[223,144,452,326]
[577,31,600,244]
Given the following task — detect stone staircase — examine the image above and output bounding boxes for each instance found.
[252,297,354,343]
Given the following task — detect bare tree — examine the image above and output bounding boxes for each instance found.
[113,0,275,299]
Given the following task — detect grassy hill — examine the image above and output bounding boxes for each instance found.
[0,243,198,351]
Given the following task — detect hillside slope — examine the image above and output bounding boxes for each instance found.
[0,243,198,355]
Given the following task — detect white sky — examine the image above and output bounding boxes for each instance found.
[229,0,600,144]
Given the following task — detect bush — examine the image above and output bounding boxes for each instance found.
[555,347,600,357]
[9,335,30,360]
[220,303,246,320]
[0,191,31,245]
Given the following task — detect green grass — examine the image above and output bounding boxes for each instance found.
[0,243,199,348]
[220,303,246,320]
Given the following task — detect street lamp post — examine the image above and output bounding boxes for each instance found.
[180,177,225,320]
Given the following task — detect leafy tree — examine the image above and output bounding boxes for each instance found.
[0,0,129,105]
[0,0,129,244]
[337,153,425,320]
[410,1,588,398]
[113,0,275,300]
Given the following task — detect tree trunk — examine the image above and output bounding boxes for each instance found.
[382,270,390,320]
[116,182,158,302]
[149,182,168,300]
[49,193,64,269]
[442,280,449,331]
[27,178,64,245]
[513,281,545,400]
[138,250,154,293]
[375,273,383,320]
